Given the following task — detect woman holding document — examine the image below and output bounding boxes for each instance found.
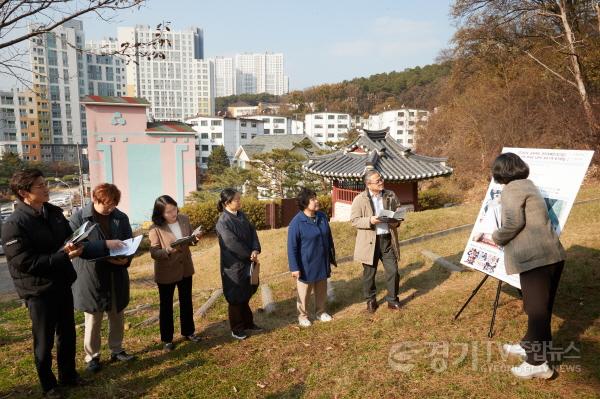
[215,189,262,340]
[149,195,203,351]
[69,183,136,373]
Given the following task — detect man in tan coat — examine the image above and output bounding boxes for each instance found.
[351,169,403,313]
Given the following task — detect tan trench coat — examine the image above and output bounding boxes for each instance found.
[350,189,401,265]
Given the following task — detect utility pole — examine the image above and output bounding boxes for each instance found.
[76,143,85,206]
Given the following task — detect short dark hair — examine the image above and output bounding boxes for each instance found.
[152,195,178,226]
[296,188,317,211]
[492,152,530,184]
[10,168,44,200]
[217,188,239,212]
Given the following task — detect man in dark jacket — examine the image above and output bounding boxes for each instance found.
[69,183,135,373]
[1,169,84,398]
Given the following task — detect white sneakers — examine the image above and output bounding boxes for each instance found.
[298,318,312,327]
[298,313,333,327]
[503,343,553,380]
[511,361,554,380]
[503,343,527,359]
[317,313,333,322]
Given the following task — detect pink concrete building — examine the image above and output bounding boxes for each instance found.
[82,96,197,224]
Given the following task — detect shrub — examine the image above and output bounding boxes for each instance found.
[418,188,457,210]
[181,201,220,232]
[318,194,332,219]
[241,197,268,230]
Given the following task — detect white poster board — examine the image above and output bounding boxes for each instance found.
[460,148,594,288]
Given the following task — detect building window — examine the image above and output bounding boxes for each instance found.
[200,120,208,126]
[314,115,323,119]
[251,122,257,128]
[274,129,285,134]
[327,115,335,120]
[212,133,222,139]
[201,145,209,151]
[264,129,270,134]
[327,124,334,128]
[200,133,209,139]
[241,133,247,139]
[273,118,285,123]
[211,120,222,126]
[241,122,247,127]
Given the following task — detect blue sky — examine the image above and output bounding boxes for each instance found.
[1,0,456,90]
[79,0,456,90]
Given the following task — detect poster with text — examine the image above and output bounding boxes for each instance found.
[460,148,594,288]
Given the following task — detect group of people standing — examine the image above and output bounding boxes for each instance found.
[1,151,569,396]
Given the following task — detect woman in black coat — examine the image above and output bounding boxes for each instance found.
[215,189,262,340]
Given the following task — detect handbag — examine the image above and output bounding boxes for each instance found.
[250,261,260,286]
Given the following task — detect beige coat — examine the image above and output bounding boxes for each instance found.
[492,179,565,275]
[149,214,196,284]
[350,189,401,265]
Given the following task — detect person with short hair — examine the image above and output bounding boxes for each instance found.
[491,153,566,379]
[1,169,84,398]
[350,169,403,313]
[287,188,336,327]
[69,183,136,373]
[149,195,203,351]
[215,189,262,340]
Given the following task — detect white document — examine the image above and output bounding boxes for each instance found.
[109,235,143,257]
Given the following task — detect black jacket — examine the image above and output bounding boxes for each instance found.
[69,203,133,313]
[1,200,76,299]
[215,210,261,305]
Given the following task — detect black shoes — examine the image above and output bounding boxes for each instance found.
[86,357,101,373]
[387,300,403,310]
[367,298,379,313]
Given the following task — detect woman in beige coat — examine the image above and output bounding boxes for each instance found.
[491,153,566,380]
[149,195,203,351]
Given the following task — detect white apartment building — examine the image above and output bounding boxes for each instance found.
[367,108,430,148]
[304,112,351,145]
[117,26,214,120]
[211,56,235,97]
[186,116,264,169]
[0,90,20,156]
[235,52,286,95]
[247,115,303,135]
[30,20,126,144]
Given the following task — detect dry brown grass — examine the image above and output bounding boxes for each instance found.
[1,185,599,398]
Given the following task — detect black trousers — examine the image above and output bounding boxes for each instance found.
[228,302,253,332]
[157,276,195,343]
[26,288,78,393]
[520,260,564,365]
[362,234,399,303]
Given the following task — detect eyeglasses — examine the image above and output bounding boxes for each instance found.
[31,181,49,190]
[368,178,384,184]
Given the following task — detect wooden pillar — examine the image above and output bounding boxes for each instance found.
[412,181,419,211]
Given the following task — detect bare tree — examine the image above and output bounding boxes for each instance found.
[453,0,600,135]
[0,0,170,88]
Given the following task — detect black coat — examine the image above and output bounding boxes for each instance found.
[69,203,133,313]
[215,210,261,305]
[1,200,76,299]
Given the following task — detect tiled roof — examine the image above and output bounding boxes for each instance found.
[80,96,150,106]
[303,128,453,181]
[240,134,320,159]
[146,121,196,134]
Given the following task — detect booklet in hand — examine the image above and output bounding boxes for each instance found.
[90,235,143,261]
[376,209,405,223]
[65,221,97,245]
[170,225,203,248]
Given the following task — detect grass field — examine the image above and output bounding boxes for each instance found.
[0,185,599,398]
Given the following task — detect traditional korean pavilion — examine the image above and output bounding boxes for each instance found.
[303,128,453,220]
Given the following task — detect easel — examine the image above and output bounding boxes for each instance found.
[454,273,503,338]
